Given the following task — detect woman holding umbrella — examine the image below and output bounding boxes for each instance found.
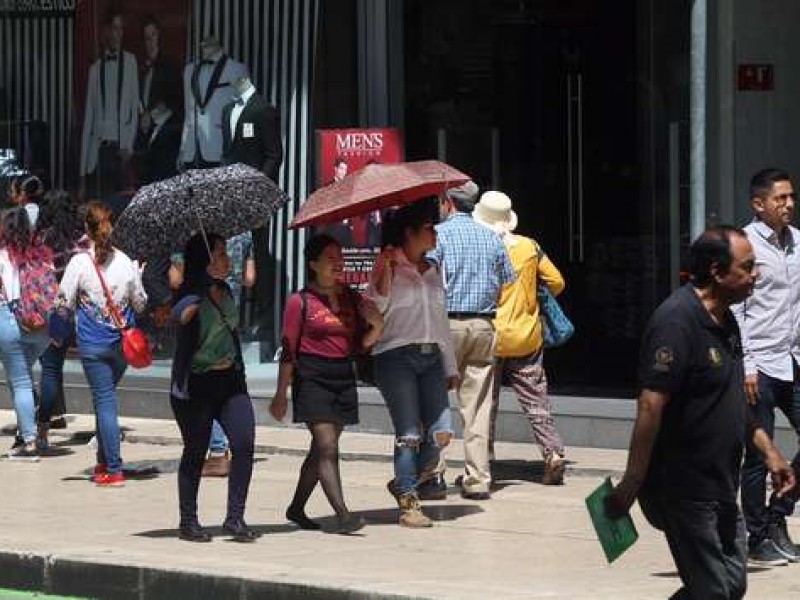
[366,200,458,528]
[270,233,383,534]
[170,232,258,543]
[58,201,148,485]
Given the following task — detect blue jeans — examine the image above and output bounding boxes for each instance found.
[741,368,800,546]
[374,345,453,495]
[79,344,127,473]
[38,338,72,425]
[209,420,229,454]
[0,304,48,442]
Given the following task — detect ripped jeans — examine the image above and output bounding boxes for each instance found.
[374,345,453,496]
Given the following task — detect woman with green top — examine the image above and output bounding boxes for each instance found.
[169,232,257,543]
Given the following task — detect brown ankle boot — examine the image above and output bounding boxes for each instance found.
[542,452,566,485]
[398,492,432,528]
[201,451,231,477]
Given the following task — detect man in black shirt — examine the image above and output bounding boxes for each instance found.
[608,227,796,600]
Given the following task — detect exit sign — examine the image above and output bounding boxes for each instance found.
[737,64,774,91]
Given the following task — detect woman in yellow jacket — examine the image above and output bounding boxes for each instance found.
[472,191,567,485]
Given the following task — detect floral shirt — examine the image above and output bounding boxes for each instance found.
[59,249,147,347]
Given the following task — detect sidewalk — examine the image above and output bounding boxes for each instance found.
[0,409,797,600]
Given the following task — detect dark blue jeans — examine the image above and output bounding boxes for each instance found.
[38,338,72,424]
[171,368,255,526]
[79,344,127,473]
[374,345,453,495]
[741,368,800,546]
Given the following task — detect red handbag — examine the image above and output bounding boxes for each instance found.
[92,258,152,369]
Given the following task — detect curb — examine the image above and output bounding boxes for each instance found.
[0,550,429,600]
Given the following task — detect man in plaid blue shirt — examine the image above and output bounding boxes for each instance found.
[423,181,515,500]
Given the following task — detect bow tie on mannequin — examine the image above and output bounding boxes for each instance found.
[234,96,246,106]
[104,53,118,61]
[200,58,215,66]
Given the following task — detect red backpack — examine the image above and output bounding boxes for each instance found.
[13,243,59,332]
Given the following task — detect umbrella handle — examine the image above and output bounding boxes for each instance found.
[188,186,213,258]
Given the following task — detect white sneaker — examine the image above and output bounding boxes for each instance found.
[5,442,41,462]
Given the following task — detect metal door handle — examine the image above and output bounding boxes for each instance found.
[567,75,574,262]
[566,73,584,263]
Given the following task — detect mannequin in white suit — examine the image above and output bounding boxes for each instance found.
[179,37,248,170]
[80,10,139,199]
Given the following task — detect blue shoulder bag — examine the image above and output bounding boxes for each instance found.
[535,245,575,348]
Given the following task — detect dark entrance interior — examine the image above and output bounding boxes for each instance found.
[404,0,656,394]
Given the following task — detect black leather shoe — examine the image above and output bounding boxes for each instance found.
[223,518,261,542]
[417,474,447,501]
[49,416,68,430]
[178,523,212,543]
[334,513,365,535]
[286,506,321,530]
[460,489,491,501]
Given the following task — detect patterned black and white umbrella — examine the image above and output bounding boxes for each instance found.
[112,164,289,261]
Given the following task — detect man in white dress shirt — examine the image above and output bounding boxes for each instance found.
[80,8,139,199]
[732,167,800,565]
[179,36,248,170]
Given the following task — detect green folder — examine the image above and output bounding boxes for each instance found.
[585,477,639,564]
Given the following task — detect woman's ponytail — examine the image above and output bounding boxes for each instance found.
[85,200,114,266]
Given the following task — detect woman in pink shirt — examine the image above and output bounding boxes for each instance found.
[270,234,382,534]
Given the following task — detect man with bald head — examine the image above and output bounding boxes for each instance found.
[609,227,796,600]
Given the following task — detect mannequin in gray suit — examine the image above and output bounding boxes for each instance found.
[178,37,247,170]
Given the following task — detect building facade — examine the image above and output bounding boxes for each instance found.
[2,0,798,393]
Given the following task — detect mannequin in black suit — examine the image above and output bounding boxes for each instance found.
[222,76,284,359]
[138,101,181,185]
[221,77,283,180]
[139,16,182,127]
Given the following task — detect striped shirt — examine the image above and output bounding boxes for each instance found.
[429,212,515,314]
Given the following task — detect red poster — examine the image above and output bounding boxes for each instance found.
[315,128,404,288]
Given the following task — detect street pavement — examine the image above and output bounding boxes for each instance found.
[0,409,798,599]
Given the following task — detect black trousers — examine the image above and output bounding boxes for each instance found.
[88,143,124,199]
[651,497,747,600]
[170,368,255,526]
[252,226,278,360]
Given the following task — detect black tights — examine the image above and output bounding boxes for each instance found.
[289,422,348,517]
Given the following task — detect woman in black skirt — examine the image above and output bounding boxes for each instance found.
[270,234,382,534]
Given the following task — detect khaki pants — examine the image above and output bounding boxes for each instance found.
[436,316,496,494]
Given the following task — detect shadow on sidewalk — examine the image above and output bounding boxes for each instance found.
[490,458,573,487]
[352,504,484,526]
[135,523,298,540]
[651,565,772,578]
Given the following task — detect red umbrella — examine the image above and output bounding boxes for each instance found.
[289,160,471,228]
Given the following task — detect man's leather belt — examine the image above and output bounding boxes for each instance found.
[448,312,495,319]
